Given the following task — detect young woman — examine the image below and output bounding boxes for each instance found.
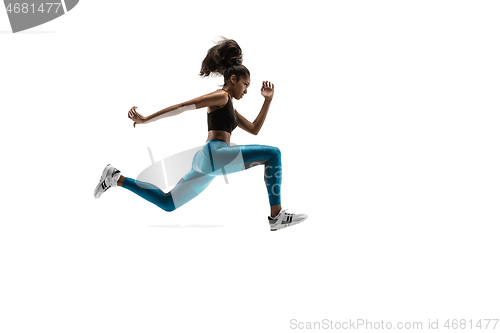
[94,38,307,231]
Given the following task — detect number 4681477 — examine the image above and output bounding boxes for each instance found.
[6,3,62,14]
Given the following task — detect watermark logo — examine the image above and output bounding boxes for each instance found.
[3,0,79,33]
[136,144,241,189]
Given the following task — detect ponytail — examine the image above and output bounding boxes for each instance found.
[199,37,250,84]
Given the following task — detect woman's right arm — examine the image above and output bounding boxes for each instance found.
[128,91,227,127]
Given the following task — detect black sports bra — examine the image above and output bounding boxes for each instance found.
[207,95,238,134]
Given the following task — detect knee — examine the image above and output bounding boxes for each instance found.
[161,193,176,212]
[163,205,175,213]
[264,146,282,172]
[270,146,281,160]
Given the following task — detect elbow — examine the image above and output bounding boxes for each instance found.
[252,126,260,135]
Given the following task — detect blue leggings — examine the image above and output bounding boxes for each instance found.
[122,140,282,211]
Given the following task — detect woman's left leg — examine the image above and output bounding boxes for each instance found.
[206,142,282,210]
[207,142,307,230]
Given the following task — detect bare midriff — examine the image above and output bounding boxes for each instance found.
[206,130,231,146]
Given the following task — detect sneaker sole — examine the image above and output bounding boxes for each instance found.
[270,217,308,231]
[94,164,114,199]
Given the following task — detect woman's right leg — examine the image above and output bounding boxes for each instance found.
[119,169,215,212]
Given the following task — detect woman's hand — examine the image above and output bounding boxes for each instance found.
[261,81,274,100]
[128,106,147,128]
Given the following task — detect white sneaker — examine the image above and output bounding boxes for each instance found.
[268,209,308,231]
[94,164,121,199]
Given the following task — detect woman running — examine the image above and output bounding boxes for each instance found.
[94,38,307,231]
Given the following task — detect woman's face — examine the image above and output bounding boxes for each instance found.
[232,75,250,100]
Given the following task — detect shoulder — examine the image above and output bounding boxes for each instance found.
[189,90,228,109]
[206,90,230,112]
[207,90,229,105]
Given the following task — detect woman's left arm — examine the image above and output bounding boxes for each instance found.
[236,81,274,135]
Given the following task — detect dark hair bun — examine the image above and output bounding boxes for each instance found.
[199,37,244,77]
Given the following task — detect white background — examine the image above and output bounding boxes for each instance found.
[1,1,499,332]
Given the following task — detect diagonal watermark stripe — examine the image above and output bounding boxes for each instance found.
[3,0,79,33]
[136,143,247,190]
